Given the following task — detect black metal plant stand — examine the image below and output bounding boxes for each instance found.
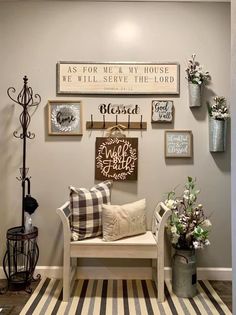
[2,76,41,292]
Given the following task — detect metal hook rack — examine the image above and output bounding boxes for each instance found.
[86,114,147,130]
[7,76,41,227]
[1,76,41,294]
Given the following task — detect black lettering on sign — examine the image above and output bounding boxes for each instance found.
[152,100,173,123]
[98,103,140,115]
[56,111,76,125]
[95,137,138,181]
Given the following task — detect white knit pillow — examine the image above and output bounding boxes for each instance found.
[102,199,146,241]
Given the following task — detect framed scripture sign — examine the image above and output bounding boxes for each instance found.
[48,100,82,135]
[57,62,180,95]
[165,130,193,158]
[95,137,138,181]
[151,100,173,122]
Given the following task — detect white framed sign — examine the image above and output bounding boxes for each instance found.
[48,100,83,135]
[165,130,193,158]
[152,100,173,122]
[57,62,180,95]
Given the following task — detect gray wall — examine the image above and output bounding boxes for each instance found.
[231,0,235,311]
[0,1,231,268]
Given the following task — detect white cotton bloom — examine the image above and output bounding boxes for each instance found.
[183,194,189,200]
[201,219,212,229]
[189,194,196,202]
[193,241,204,249]
[193,241,200,249]
[165,199,176,210]
[171,225,177,234]
[171,233,179,244]
[204,239,210,246]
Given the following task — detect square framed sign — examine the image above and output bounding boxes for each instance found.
[48,100,83,135]
[151,100,173,122]
[165,130,193,158]
[95,137,138,181]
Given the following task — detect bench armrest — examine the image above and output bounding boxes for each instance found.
[56,201,71,244]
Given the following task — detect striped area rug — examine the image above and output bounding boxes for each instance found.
[20,278,231,315]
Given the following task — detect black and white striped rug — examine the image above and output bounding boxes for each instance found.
[20,278,231,315]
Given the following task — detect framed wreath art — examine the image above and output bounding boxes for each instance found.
[48,100,83,135]
[95,137,138,181]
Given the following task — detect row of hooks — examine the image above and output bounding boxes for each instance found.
[86,114,147,130]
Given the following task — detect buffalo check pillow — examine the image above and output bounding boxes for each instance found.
[69,181,112,241]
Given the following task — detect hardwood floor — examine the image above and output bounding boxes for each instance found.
[0,279,39,315]
[0,279,232,314]
[210,280,232,312]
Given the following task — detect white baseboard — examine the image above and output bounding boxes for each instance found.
[164,267,232,281]
[0,266,232,281]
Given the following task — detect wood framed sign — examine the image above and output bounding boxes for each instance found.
[48,100,82,135]
[165,130,193,158]
[151,100,173,122]
[57,62,180,95]
[95,137,138,181]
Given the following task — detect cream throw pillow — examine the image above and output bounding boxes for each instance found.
[102,199,146,241]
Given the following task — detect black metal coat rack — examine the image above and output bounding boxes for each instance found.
[7,76,41,227]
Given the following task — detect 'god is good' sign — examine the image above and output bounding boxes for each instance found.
[95,137,138,181]
[57,62,179,95]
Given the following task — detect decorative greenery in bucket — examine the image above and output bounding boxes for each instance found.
[164,177,211,250]
[207,96,230,120]
[186,54,211,85]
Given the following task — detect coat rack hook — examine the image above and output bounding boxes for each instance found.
[128,115,130,129]
[91,114,93,128]
[140,115,143,129]
[103,115,106,129]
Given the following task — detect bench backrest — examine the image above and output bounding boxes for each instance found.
[152,202,172,244]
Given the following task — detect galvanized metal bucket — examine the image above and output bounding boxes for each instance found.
[188,83,202,107]
[172,249,197,298]
[209,117,227,152]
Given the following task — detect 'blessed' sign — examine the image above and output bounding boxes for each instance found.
[95,137,138,181]
[98,103,140,115]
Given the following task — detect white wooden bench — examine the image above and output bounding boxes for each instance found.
[56,201,171,302]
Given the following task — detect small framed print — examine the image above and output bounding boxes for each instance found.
[48,101,82,135]
[165,130,193,158]
[151,100,173,122]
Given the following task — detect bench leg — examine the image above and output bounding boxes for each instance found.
[152,259,156,283]
[63,253,70,301]
[157,255,165,303]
